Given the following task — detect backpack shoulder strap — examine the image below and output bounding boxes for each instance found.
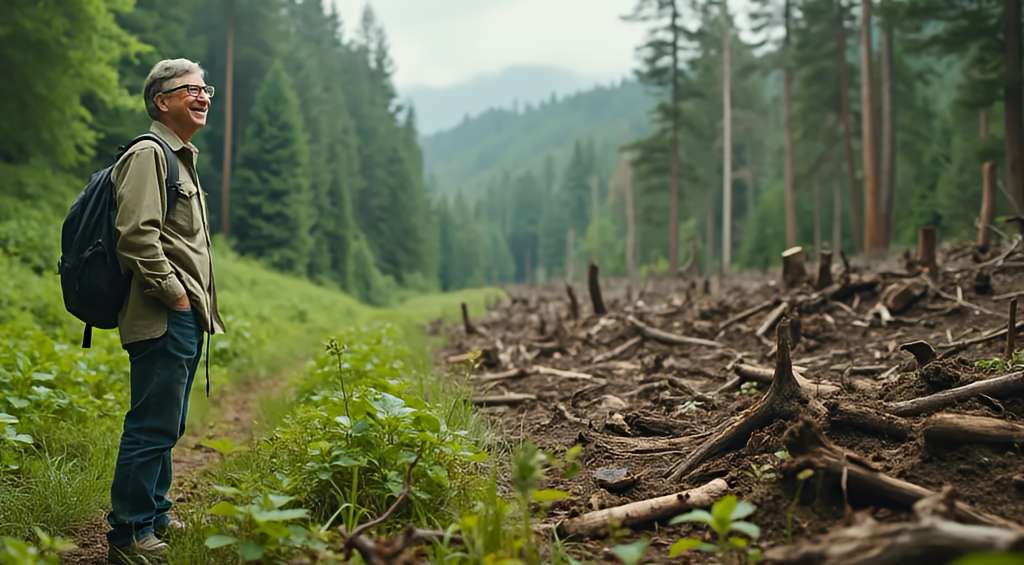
[122,133,182,217]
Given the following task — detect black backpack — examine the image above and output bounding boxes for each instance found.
[58,134,180,348]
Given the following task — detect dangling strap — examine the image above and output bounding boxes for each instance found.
[82,324,93,349]
[204,331,211,398]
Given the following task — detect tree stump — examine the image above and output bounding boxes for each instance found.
[782,246,807,289]
[588,262,607,316]
[916,226,937,275]
[815,249,833,290]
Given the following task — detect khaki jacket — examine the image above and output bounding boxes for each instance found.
[112,121,225,345]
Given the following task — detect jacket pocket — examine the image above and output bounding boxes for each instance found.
[168,182,201,236]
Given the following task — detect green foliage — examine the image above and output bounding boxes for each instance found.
[0,528,75,565]
[975,350,1024,372]
[670,494,763,564]
[232,61,313,275]
[786,468,815,543]
[204,487,325,562]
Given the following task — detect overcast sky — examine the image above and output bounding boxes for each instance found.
[333,0,650,90]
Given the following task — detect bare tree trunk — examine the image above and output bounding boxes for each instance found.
[669,3,682,273]
[979,161,997,251]
[623,156,638,278]
[705,199,715,275]
[836,0,862,250]
[814,180,823,253]
[861,0,883,252]
[783,0,797,248]
[832,155,843,250]
[1005,0,1024,213]
[880,8,895,247]
[722,0,734,271]
[220,0,236,236]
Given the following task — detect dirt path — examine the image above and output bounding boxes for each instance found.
[62,371,295,564]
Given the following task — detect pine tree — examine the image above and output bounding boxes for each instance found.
[232,62,313,274]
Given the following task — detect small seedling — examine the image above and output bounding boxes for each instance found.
[786,468,815,543]
[669,494,762,564]
[611,538,650,565]
[741,462,777,482]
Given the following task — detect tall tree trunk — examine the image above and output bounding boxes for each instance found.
[220,0,236,236]
[722,0,734,271]
[860,0,883,252]
[880,8,895,247]
[832,160,842,250]
[1005,0,1024,213]
[836,0,862,251]
[783,0,797,248]
[814,180,823,252]
[705,199,715,275]
[623,155,638,278]
[669,2,682,273]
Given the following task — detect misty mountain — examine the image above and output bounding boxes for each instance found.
[403,65,605,135]
[421,79,654,196]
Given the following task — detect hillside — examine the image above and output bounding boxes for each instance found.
[404,65,601,135]
[421,79,654,195]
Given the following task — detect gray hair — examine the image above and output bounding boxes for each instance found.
[143,59,205,119]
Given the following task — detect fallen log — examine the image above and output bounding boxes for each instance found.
[666,318,824,482]
[557,478,729,538]
[827,402,913,440]
[472,393,537,407]
[782,418,1019,529]
[885,370,1024,416]
[627,315,724,349]
[923,412,1024,447]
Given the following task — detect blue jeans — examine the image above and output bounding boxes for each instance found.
[107,309,202,546]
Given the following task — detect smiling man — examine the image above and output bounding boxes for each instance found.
[106,58,225,564]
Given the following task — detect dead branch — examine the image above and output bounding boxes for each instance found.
[592,336,642,364]
[923,412,1024,447]
[472,392,537,407]
[626,315,724,348]
[588,262,607,316]
[885,371,1024,416]
[782,418,1018,529]
[716,298,779,337]
[565,282,580,320]
[533,365,597,381]
[341,453,422,562]
[461,303,481,336]
[733,363,839,397]
[1007,298,1018,359]
[471,368,527,385]
[756,302,790,338]
[557,478,729,538]
[666,318,824,482]
[827,402,913,440]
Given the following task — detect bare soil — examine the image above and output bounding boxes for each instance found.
[442,243,1024,563]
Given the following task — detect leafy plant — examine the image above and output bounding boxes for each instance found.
[669,494,763,564]
[204,486,326,562]
[975,351,1024,372]
[611,539,650,565]
[741,462,777,482]
[786,468,815,543]
[0,527,75,565]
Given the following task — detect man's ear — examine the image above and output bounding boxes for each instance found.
[154,94,169,113]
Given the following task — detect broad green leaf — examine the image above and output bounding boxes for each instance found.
[731,520,761,539]
[731,500,757,520]
[729,536,749,548]
[209,501,240,517]
[797,468,815,481]
[371,392,414,419]
[204,535,237,549]
[11,433,33,444]
[412,411,441,433]
[266,494,294,508]
[0,413,17,424]
[200,438,246,456]
[212,485,242,496]
[31,372,54,382]
[670,509,711,525]
[669,538,702,557]
[239,540,265,561]
[611,539,649,565]
[6,397,29,409]
[531,489,570,503]
[251,508,308,522]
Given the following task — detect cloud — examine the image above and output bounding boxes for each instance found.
[333,0,647,89]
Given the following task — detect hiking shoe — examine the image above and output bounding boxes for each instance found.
[155,517,185,539]
[107,534,168,564]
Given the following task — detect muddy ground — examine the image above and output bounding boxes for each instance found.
[442,242,1024,563]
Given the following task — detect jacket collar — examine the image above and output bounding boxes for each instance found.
[149,121,199,156]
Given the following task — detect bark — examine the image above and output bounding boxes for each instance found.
[783,0,797,248]
[923,412,1024,447]
[220,0,236,236]
[813,181,822,254]
[836,0,862,249]
[722,0,734,270]
[627,316,724,348]
[916,226,937,274]
[978,161,997,251]
[815,250,833,290]
[557,479,730,538]
[461,303,477,336]
[1005,0,1024,213]
[880,9,895,246]
[885,370,1024,416]
[1007,297,1018,359]
[827,402,912,440]
[565,283,580,320]
[832,167,842,252]
[782,246,807,289]
[588,262,607,316]
[861,0,883,252]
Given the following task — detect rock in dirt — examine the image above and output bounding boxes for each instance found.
[592,466,637,493]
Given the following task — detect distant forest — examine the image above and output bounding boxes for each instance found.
[2,0,1022,299]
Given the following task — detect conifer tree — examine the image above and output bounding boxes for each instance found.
[232,62,313,274]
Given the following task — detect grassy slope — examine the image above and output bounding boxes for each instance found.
[0,226,498,542]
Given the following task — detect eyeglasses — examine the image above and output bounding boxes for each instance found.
[160,84,215,99]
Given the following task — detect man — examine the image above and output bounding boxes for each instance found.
[106,58,225,564]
